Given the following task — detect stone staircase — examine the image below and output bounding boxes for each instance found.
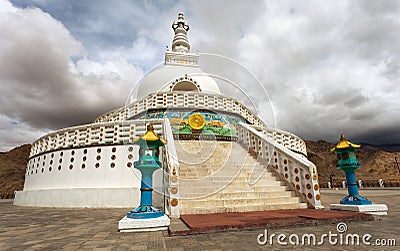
[174,140,307,215]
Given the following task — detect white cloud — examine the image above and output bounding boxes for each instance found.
[235,0,400,144]
[0,1,143,151]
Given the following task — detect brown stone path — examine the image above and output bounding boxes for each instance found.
[0,189,399,250]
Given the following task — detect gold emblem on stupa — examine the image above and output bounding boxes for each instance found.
[188,113,206,130]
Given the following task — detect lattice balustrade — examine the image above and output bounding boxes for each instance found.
[93,92,265,128]
[237,123,323,209]
[29,120,164,158]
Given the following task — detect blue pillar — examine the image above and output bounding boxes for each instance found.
[140,171,153,206]
[332,135,372,205]
[345,171,358,197]
[126,124,166,219]
[339,169,372,205]
[127,166,164,218]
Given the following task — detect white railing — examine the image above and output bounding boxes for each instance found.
[162,119,180,218]
[93,92,265,128]
[237,123,323,209]
[93,92,308,156]
[262,127,307,156]
[29,120,164,158]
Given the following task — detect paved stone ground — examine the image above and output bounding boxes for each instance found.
[0,189,399,250]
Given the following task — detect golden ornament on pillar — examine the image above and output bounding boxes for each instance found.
[171,166,179,182]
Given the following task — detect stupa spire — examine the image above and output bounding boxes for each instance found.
[171,12,190,53]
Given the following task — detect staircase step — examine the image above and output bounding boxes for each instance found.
[175,140,306,214]
[180,203,308,214]
[181,196,300,208]
[180,180,286,189]
[180,198,302,209]
[179,185,290,197]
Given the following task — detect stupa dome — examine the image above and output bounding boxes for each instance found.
[135,12,220,100]
[136,64,221,100]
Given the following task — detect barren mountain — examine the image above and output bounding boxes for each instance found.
[0,144,31,198]
[305,140,400,184]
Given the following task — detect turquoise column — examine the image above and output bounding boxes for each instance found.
[331,135,371,205]
[140,170,153,206]
[345,171,358,197]
[126,124,166,219]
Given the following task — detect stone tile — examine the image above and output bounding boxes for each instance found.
[0,189,399,250]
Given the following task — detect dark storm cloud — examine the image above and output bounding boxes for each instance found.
[236,0,400,144]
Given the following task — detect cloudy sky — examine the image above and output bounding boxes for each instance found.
[0,0,399,151]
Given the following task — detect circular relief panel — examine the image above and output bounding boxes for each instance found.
[188,113,206,130]
[170,198,179,207]
[171,187,178,194]
[171,175,179,183]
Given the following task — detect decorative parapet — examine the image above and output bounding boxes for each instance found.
[29,120,164,158]
[162,119,180,218]
[262,127,308,157]
[237,123,323,209]
[92,92,307,156]
[165,51,199,67]
[93,92,265,128]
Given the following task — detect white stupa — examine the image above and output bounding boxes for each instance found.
[14,13,323,217]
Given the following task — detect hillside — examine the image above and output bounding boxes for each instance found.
[305,140,400,184]
[0,144,31,198]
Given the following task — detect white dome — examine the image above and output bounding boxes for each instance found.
[136,64,221,100]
